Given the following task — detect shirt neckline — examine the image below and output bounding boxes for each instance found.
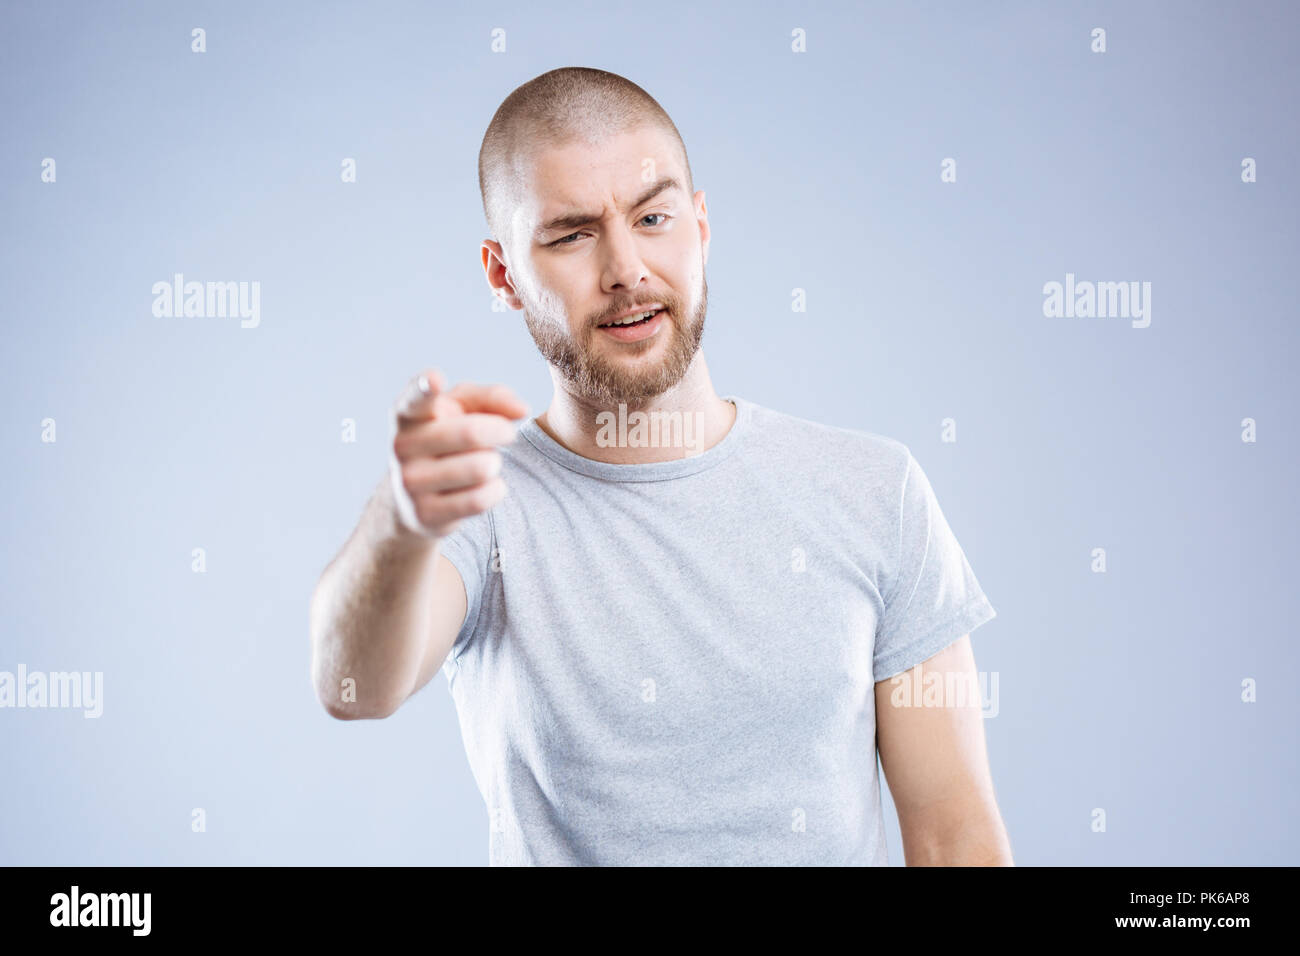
[518,395,753,482]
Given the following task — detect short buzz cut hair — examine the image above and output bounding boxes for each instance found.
[478,66,694,254]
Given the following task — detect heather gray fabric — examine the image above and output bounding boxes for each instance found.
[436,395,997,865]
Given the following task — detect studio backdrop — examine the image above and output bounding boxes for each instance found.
[1,0,1296,865]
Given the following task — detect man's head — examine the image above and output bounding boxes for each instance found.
[478,67,710,407]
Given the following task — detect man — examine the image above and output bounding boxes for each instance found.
[310,67,1012,866]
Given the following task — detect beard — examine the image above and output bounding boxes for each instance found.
[522,274,708,407]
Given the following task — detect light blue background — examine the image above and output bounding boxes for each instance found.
[2,0,1296,865]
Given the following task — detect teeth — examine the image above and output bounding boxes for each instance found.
[605,309,658,327]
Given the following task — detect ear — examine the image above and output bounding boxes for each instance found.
[482,239,523,309]
[695,191,710,266]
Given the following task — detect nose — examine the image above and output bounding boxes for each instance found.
[600,223,651,293]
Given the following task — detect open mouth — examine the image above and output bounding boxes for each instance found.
[599,308,663,329]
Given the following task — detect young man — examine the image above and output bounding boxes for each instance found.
[310,67,1012,866]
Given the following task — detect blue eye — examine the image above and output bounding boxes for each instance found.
[549,214,669,247]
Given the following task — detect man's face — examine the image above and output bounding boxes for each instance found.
[489,125,710,406]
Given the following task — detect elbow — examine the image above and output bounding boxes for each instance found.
[314,679,400,721]
[308,584,405,720]
[321,700,391,721]
[900,798,1014,866]
[311,658,403,721]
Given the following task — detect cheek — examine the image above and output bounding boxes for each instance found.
[533,280,581,328]
[543,262,602,323]
[671,247,703,287]
[647,243,685,288]
[673,232,703,273]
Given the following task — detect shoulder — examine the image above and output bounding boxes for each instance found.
[742,399,913,486]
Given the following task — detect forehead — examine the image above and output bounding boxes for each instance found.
[512,126,687,234]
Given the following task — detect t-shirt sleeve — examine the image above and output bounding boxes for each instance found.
[872,447,997,681]
[434,508,495,667]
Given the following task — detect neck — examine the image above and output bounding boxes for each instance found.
[535,352,737,464]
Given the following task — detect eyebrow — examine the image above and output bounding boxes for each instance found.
[535,176,684,240]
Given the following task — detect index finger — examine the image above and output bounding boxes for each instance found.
[394,368,448,423]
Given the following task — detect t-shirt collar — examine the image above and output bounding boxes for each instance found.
[517,395,752,482]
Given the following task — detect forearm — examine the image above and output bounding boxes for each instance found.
[310,474,441,719]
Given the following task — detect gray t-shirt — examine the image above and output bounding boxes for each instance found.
[436,395,996,865]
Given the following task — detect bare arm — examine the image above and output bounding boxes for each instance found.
[308,369,528,720]
[875,634,1014,865]
[309,475,469,719]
